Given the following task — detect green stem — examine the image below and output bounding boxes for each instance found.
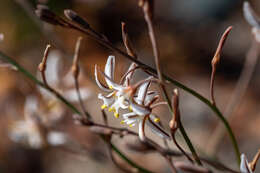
[0,51,152,173]
[178,121,202,165]
[165,77,240,165]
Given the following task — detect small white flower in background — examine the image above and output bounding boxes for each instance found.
[38,50,92,123]
[240,154,253,173]
[0,33,4,42]
[9,95,68,149]
[95,55,170,140]
[243,1,260,43]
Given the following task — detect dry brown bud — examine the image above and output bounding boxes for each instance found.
[35,5,67,26]
[64,9,90,29]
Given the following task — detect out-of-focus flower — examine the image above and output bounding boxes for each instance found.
[8,96,68,149]
[38,50,92,123]
[240,154,253,173]
[0,33,3,42]
[243,1,260,43]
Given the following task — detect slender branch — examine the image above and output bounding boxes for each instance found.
[34,5,240,165]
[38,44,51,86]
[207,39,259,158]
[0,51,153,173]
[71,37,91,119]
[210,26,232,105]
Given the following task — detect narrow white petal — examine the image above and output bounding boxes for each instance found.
[44,50,63,86]
[0,33,4,42]
[122,112,136,119]
[130,100,150,116]
[136,81,150,104]
[105,55,115,86]
[95,65,111,92]
[243,2,260,29]
[64,88,92,102]
[47,131,67,146]
[138,119,145,141]
[240,154,253,173]
[24,95,38,118]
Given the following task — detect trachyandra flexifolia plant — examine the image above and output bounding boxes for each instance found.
[0,0,259,173]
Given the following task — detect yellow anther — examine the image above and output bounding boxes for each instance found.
[114,112,119,118]
[101,104,107,110]
[128,105,133,112]
[129,124,134,127]
[47,100,58,110]
[120,121,125,124]
[108,107,115,112]
[154,118,160,123]
[109,85,113,90]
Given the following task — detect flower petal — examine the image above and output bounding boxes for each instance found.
[24,95,38,119]
[136,80,151,105]
[105,55,115,87]
[243,2,260,29]
[130,99,150,116]
[64,87,92,102]
[240,154,253,173]
[95,65,111,92]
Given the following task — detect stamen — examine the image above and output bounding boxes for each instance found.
[108,107,116,112]
[120,121,125,124]
[109,85,113,90]
[154,118,160,123]
[101,104,107,110]
[128,105,133,112]
[114,112,119,118]
[129,124,134,127]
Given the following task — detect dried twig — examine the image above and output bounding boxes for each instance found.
[210,26,232,105]
[38,44,51,86]
[207,37,259,156]
[71,37,91,120]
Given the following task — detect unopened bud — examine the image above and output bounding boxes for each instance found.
[64,9,90,29]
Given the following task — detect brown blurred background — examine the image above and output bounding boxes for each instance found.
[0,0,259,172]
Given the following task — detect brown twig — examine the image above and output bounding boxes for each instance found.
[140,0,162,82]
[170,89,194,164]
[71,37,91,120]
[249,149,260,171]
[210,26,232,105]
[38,44,51,86]
[207,39,259,155]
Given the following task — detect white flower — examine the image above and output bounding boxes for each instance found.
[121,81,170,140]
[243,1,260,43]
[38,50,92,122]
[9,96,68,149]
[95,55,133,118]
[240,154,253,173]
[0,33,3,42]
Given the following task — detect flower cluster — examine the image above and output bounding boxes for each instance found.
[95,55,169,140]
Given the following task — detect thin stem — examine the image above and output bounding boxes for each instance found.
[0,51,153,173]
[109,141,155,173]
[71,37,91,119]
[207,39,259,158]
[58,19,240,163]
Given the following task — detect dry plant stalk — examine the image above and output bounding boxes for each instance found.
[2,1,260,173]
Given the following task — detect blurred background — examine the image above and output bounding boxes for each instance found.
[0,0,259,172]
